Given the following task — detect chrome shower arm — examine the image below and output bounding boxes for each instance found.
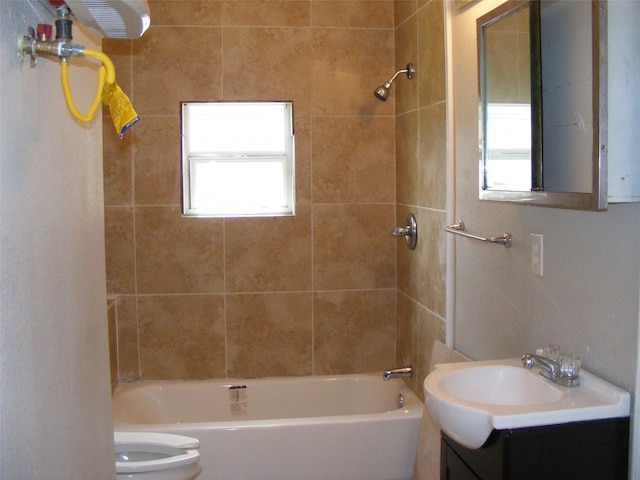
[386,63,415,84]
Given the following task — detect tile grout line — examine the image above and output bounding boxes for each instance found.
[128,37,143,382]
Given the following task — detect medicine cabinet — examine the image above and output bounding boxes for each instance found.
[477,0,640,210]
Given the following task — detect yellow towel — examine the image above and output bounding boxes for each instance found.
[102,81,140,139]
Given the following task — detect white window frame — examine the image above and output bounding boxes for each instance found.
[181,101,295,217]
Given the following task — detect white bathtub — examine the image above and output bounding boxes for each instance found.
[112,373,423,480]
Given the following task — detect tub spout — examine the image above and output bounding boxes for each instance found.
[383,366,412,381]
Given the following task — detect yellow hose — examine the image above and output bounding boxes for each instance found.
[59,49,115,123]
[83,49,115,84]
[59,48,139,138]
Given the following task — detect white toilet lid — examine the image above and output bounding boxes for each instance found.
[115,431,201,474]
[115,431,200,449]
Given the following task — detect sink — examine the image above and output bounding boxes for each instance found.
[440,364,564,406]
[424,358,630,449]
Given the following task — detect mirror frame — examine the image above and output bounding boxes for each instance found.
[477,0,608,211]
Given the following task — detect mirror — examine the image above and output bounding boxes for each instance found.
[478,0,606,210]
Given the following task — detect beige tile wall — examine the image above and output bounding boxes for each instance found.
[104,0,448,394]
[393,0,447,399]
[103,0,400,382]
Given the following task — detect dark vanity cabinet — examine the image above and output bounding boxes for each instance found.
[440,418,629,480]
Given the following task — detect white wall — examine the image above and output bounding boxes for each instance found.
[0,1,114,478]
[450,0,639,393]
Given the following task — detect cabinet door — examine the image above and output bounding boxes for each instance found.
[442,443,481,480]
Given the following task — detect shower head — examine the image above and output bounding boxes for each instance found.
[373,63,415,101]
[373,82,392,101]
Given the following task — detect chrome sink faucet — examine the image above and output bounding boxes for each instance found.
[383,366,413,381]
[521,353,580,387]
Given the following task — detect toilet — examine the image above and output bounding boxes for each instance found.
[115,431,203,480]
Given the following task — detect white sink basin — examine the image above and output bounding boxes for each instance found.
[424,358,630,449]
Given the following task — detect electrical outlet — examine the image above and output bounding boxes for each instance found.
[530,233,543,276]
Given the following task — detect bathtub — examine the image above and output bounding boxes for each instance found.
[112,373,423,480]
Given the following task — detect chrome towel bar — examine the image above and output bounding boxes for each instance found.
[444,219,512,248]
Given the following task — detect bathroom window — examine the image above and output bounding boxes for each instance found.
[181,101,295,217]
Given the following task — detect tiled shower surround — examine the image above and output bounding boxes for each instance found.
[103,0,446,397]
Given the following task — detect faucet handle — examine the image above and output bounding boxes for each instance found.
[536,345,561,361]
[559,354,581,377]
[391,213,417,250]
